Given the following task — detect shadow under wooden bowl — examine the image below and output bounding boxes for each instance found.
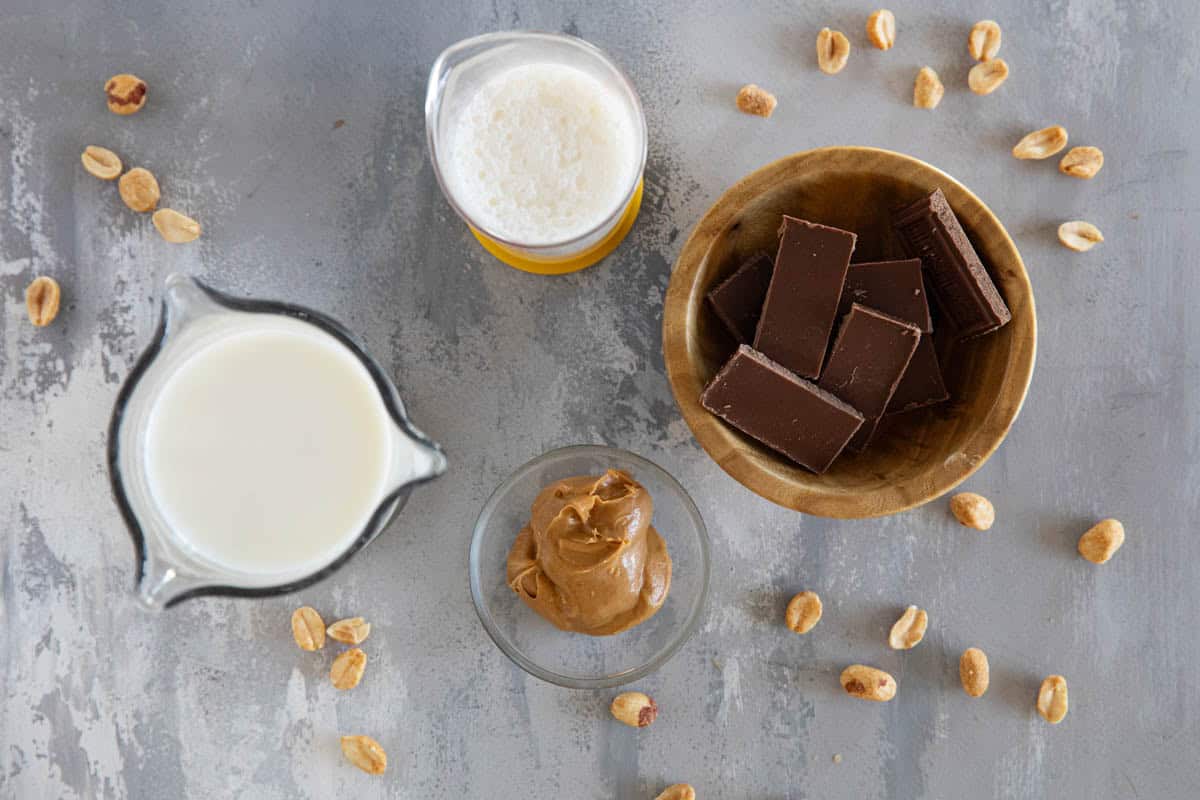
[663,147,1036,518]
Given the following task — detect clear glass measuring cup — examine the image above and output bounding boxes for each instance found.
[108,274,447,609]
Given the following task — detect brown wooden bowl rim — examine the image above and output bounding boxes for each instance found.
[662,146,1037,518]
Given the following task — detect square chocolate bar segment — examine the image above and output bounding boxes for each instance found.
[753,216,856,378]
[837,259,931,333]
[706,252,773,344]
[701,345,864,474]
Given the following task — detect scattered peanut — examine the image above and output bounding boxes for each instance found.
[950,492,994,531]
[816,28,851,75]
[959,648,990,697]
[735,84,777,118]
[327,617,372,645]
[291,606,326,651]
[151,208,202,243]
[330,647,367,690]
[118,167,160,212]
[654,785,696,800]
[888,605,928,650]
[1012,125,1069,160]
[1078,518,1125,564]
[1059,146,1104,179]
[968,20,1002,61]
[913,67,944,109]
[105,73,147,115]
[784,591,823,634]
[1057,221,1104,252]
[840,664,896,702]
[25,276,62,327]
[866,10,896,51]
[968,58,1009,95]
[340,735,387,774]
[81,145,122,180]
[611,691,658,728]
[1036,675,1069,723]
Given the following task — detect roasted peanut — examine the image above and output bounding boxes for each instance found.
[959,648,990,697]
[736,84,777,118]
[968,20,1002,61]
[1058,221,1104,252]
[105,73,147,115]
[866,10,896,51]
[968,59,1009,95]
[330,647,367,690]
[151,209,202,243]
[25,276,62,327]
[81,145,122,179]
[327,617,372,645]
[950,492,994,531]
[118,167,160,212]
[1037,675,1068,723]
[611,691,658,728]
[1078,518,1124,563]
[888,605,928,650]
[291,606,326,651]
[1012,126,1069,160]
[654,785,696,800]
[840,665,896,702]
[817,28,851,75]
[785,591,823,634]
[913,67,944,109]
[340,735,387,774]
[1059,146,1104,179]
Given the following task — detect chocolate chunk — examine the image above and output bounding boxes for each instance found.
[818,304,921,452]
[706,252,773,343]
[754,216,856,378]
[886,335,949,413]
[701,345,864,474]
[892,188,1010,339]
[837,259,931,333]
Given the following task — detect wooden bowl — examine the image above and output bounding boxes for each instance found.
[663,147,1036,518]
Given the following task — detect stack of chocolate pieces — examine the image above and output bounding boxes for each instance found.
[701,188,1011,474]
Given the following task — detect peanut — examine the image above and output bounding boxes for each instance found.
[1037,675,1068,723]
[654,785,696,800]
[291,606,325,651]
[151,209,202,243]
[736,84,777,118]
[340,735,387,774]
[784,591,823,634]
[25,276,62,327]
[330,647,367,690]
[816,28,851,75]
[913,67,944,109]
[105,73,147,115]
[118,167,160,212]
[968,59,1009,95]
[1078,518,1124,564]
[840,664,896,702]
[81,145,122,179]
[1059,146,1104,179]
[611,691,658,728]
[1058,221,1104,253]
[888,605,928,650]
[327,617,372,645]
[1012,126,1069,160]
[959,648,990,697]
[866,10,896,51]
[950,492,994,531]
[968,20,1002,61]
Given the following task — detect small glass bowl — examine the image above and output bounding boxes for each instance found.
[469,445,710,688]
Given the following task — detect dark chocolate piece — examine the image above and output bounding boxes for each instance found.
[817,304,921,452]
[706,252,773,343]
[753,216,856,378]
[837,259,931,333]
[701,345,864,474]
[886,336,949,413]
[892,188,1011,339]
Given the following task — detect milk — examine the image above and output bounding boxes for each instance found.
[441,62,641,245]
[143,316,393,576]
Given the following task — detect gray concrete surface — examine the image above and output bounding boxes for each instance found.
[2,0,1198,797]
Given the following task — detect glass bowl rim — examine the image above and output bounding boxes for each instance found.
[468,444,711,689]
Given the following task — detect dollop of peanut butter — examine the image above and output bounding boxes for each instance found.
[506,470,671,636]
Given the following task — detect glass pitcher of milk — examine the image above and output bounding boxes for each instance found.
[109,274,447,609]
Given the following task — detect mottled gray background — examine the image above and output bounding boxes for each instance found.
[2,0,1197,798]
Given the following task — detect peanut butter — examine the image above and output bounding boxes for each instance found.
[505,470,671,636]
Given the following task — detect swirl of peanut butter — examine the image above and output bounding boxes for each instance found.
[505,469,671,636]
